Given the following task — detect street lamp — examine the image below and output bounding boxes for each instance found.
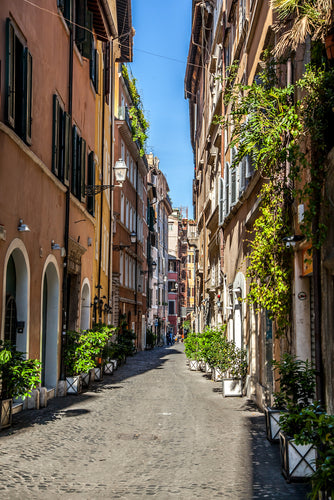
[85,158,128,195]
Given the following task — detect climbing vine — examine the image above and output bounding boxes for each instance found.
[122,64,149,157]
[218,55,334,336]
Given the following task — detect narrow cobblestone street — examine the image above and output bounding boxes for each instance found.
[1,344,310,499]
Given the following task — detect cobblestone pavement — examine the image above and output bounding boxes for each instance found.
[0,344,310,499]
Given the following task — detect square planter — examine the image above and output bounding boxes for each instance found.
[110,359,118,370]
[66,375,82,395]
[279,431,316,482]
[81,372,90,388]
[189,359,200,371]
[264,406,285,443]
[0,398,13,430]
[205,363,212,374]
[94,367,102,381]
[104,362,114,375]
[222,378,242,397]
[212,367,223,382]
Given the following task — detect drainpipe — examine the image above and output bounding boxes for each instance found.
[97,44,106,324]
[107,39,114,320]
[134,161,139,346]
[60,19,73,381]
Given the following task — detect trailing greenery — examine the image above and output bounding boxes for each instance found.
[0,341,41,400]
[121,64,149,156]
[64,326,112,376]
[219,56,334,336]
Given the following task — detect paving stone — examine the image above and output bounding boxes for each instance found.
[0,344,310,499]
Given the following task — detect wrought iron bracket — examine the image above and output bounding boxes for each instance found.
[85,184,116,196]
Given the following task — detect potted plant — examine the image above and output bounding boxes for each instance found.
[0,340,41,429]
[265,353,315,443]
[184,331,201,370]
[221,341,247,397]
[281,402,334,497]
[271,354,317,481]
[64,327,110,393]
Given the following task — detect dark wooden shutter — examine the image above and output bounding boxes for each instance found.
[80,138,86,202]
[22,48,32,145]
[219,177,224,226]
[72,125,78,196]
[5,19,15,128]
[52,95,59,176]
[225,163,229,217]
[95,50,99,93]
[104,43,110,102]
[81,9,93,59]
[64,113,71,186]
[75,0,87,44]
[87,151,95,216]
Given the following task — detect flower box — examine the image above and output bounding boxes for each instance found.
[104,362,114,375]
[212,367,223,382]
[0,398,12,430]
[264,406,286,443]
[189,359,200,371]
[94,367,102,381]
[222,378,242,397]
[66,375,82,395]
[279,431,316,482]
[81,372,90,388]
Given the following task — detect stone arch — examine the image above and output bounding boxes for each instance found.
[80,278,91,330]
[2,239,30,355]
[41,256,60,388]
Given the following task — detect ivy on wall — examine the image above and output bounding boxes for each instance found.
[121,64,149,157]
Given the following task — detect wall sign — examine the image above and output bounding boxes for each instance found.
[298,291,307,301]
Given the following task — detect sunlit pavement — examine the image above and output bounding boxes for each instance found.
[0,343,310,499]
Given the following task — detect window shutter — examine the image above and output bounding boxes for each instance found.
[72,125,78,196]
[57,0,65,11]
[231,168,236,205]
[80,138,86,202]
[225,163,229,217]
[64,113,71,186]
[239,156,246,195]
[219,177,224,226]
[95,50,99,93]
[87,151,95,216]
[5,19,15,128]
[22,48,33,145]
[76,0,87,44]
[104,42,110,101]
[81,9,93,59]
[52,95,59,176]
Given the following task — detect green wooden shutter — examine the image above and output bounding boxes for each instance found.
[95,50,99,93]
[219,177,224,226]
[5,19,15,128]
[52,95,59,176]
[64,113,71,186]
[82,10,93,59]
[59,108,65,182]
[80,138,86,202]
[22,48,32,145]
[75,0,87,44]
[72,125,78,195]
[87,151,95,216]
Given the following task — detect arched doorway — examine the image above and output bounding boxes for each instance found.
[80,281,91,330]
[3,246,29,354]
[41,261,59,388]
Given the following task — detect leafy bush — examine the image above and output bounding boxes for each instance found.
[184,331,201,360]
[0,340,41,400]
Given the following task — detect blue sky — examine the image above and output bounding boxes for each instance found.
[130,1,194,217]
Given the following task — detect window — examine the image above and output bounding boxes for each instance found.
[225,163,230,217]
[90,44,99,93]
[72,125,86,202]
[52,94,71,185]
[168,281,177,293]
[168,301,175,315]
[121,193,124,223]
[5,19,32,144]
[87,151,95,216]
[119,251,123,285]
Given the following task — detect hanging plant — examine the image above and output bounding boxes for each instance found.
[122,64,149,157]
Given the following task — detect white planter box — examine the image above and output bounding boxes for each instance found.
[66,375,82,394]
[205,363,212,374]
[264,407,286,443]
[212,367,223,381]
[0,398,12,429]
[279,431,316,482]
[110,359,118,370]
[94,367,101,381]
[189,359,200,371]
[81,372,90,388]
[222,378,242,397]
[104,362,114,375]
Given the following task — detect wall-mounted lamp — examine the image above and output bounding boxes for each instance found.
[85,158,128,195]
[18,219,30,232]
[282,234,305,248]
[130,231,137,244]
